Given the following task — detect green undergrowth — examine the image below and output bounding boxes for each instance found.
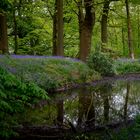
[115,60,140,74]
[0,56,100,138]
[0,66,49,138]
[88,51,140,76]
[87,50,140,76]
[0,56,100,91]
[104,115,140,140]
[88,52,116,76]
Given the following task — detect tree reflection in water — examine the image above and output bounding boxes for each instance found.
[20,80,140,130]
[78,87,95,128]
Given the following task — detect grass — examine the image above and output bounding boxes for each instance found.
[0,55,100,91]
[114,59,140,74]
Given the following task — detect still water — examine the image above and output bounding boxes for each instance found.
[21,79,140,130]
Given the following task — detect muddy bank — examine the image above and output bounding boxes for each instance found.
[90,73,140,85]
[55,73,140,92]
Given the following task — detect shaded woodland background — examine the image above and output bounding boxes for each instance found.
[0,0,140,61]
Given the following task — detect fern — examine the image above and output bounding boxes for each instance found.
[0,67,49,138]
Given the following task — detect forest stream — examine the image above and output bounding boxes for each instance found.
[12,76,140,140]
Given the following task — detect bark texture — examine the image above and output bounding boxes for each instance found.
[125,0,134,59]
[78,0,95,62]
[0,13,8,54]
[13,5,18,54]
[52,0,64,56]
[101,0,110,45]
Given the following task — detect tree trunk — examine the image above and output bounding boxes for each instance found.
[57,100,64,124]
[124,82,130,121]
[100,84,112,124]
[101,0,110,47]
[125,0,134,59]
[0,13,8,54]
[52,0,64,56]
[78,0,95,62]
[78,89,95,128]
[122,25,125,55]
[137,7,140,48]
[13,5,18,54]
[52,0,57,55]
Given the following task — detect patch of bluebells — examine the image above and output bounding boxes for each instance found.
[0,61,15,73]
[0,54,91,90]
[0,54,81,62]
[10,55,64,59]
[7,67,17,74]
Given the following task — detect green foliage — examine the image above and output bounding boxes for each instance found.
[132,115,140,139]
[3,0,140,58]
[130,0,140,4]
[115,60,140,74]
[88,52,116,76]
[0,0,11,12]
[0,66,48,138]
[0,56,99,139]
[110,115,140,140]
[0,56,100,91]
[7,0,52,55]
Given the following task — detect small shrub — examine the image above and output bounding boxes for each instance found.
[88,52,116,76]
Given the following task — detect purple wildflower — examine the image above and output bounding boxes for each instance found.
[0,54,81,62]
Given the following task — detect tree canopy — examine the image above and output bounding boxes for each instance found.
[0,0,140,60]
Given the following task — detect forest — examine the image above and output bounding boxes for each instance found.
[0,0,140,59]
[1,0,140,139]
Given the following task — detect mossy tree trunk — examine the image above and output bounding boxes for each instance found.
[78,0,95,62]
[125,0,134,59]
[52,0,64,56]
[101,0,110,48]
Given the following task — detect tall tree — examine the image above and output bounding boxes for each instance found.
[0,13,8,54]
[125,0,134,59]
[52,0,64,56]
[0,0,10,54]
[101,0,120,50]
[77,0,95,61]
[101,0,111,48]
[13,0,18,54]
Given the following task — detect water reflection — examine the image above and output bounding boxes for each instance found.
[56,100,64,124]
[78,88,95,128]
[123,82,130,121]
[21,80,140,129]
